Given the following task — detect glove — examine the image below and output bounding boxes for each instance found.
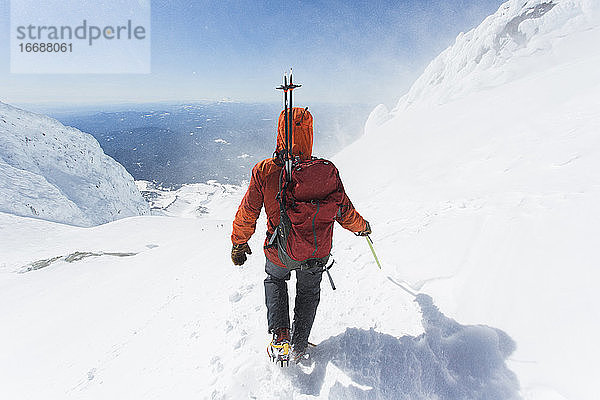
[231,243,252,265]
[356,221,372,236]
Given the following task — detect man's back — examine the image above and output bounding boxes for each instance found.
[231,107,367,269]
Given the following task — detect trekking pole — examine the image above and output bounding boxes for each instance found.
[276,70,301,179]
[365,235,381,269]
[281,73,290,172]
[288,71,293,166]
[287,69,301,175]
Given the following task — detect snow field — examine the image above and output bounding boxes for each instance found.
[2,0,600,398]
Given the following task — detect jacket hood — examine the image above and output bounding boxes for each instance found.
[276,107,313,159]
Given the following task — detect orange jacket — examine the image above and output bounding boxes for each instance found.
[231,107,367,268]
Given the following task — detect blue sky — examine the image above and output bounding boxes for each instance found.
[0,0,504,107]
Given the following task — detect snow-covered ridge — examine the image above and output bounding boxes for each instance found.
[392,0,599,113]
[0,102,149,227]
[136,180,244,219]
[339,0,600,398]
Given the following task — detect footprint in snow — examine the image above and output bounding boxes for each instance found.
[87,368,96,381]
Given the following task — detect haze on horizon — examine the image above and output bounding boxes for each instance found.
[0,0,504,108]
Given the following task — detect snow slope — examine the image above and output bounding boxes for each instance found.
[1,0,599,399]
[0,210,520,400]
[392,0,600,111]
[0,102,149,227]
[344,0,600,399]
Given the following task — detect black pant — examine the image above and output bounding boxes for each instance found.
[264,258,323,351]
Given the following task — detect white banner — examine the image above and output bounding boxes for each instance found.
[10,0,151,74]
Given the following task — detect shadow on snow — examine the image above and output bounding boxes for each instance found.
[287,294,520,400]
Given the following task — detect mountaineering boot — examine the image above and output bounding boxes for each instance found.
[267,327,291,367]
[291,344,309,365]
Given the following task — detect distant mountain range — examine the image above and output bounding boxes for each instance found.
[54,102,372,187]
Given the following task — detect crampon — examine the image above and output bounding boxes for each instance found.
[267,328,291,367]
[267,340,290,367]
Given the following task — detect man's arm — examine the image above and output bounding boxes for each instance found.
[231,162,264,245]
[336,191,368,233]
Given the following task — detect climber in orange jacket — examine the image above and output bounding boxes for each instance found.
[231,107,370,361]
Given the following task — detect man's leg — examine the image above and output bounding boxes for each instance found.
[264,259,291,333]
[291,269,323,351]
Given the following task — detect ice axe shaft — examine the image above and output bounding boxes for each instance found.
[365,235,382,269]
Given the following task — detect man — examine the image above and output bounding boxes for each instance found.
[231,107,370,363]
